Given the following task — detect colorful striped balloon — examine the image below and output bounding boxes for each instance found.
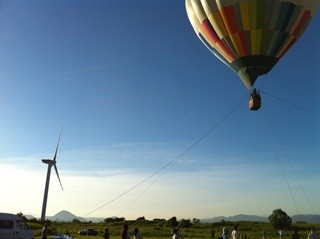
[186,0,319,89]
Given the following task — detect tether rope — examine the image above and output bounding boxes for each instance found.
[83,93,249,217]
[275,153,300,216]
[263,106,315,215]
[260,90,319,116]
[116,164,172,217]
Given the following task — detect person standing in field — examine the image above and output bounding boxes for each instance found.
[211,228,216,238]
[279,229,284,239]
[291,228,300,239]
[41,223,49,239]
[121,222,130,239]
[103,228,110,239]
[134,227,142,239]
[262,229,267,239]
[231,226,239,239]
[308,229,318,239]
[172,228,183,239]
[222,227,229,239]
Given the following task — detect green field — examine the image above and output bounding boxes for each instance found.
[29,219,319,239]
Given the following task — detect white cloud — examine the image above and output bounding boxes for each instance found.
[1,147,319,220]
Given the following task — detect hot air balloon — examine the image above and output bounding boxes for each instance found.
[185,0,319,110]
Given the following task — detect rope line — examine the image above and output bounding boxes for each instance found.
[83,93,248,217]
[275,153,300,216]
[116,163,173,217]
[260,90,319,116]
[263,106,316,215]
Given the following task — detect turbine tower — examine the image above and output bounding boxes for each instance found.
[41,128,64,221]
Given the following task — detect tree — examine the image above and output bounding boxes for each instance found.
[167,216,179,229]
[269,209,292,230]
[104,217,125,223]
[72,218,81,223]
[29,217,39,223]
[193,218,200,224]
[179,218,193,228]
[17,212,27,221]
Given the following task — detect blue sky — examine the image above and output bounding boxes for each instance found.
[0,1,319,220]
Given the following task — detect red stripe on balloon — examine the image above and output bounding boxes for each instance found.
[292,10,310,37]
[238,31,249,56]
[222,6,238,33]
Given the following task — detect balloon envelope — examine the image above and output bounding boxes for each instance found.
[186,0,319,89]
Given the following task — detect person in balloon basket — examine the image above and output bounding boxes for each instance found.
[121,222,130,239]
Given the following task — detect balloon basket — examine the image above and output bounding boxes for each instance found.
[249,89,261,111]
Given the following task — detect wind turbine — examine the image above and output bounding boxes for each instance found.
[40,128,64,221]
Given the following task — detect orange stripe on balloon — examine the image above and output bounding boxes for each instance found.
[277,37,296,59]
[202,19,220,43]
[202,19,236,61]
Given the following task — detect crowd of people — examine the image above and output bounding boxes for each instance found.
[278,228,318,239]
[208,226,318,239]
[40,222,318,239]
[119,223,143,239]
[120,223,184,239]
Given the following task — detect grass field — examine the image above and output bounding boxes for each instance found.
[29,219,319,239]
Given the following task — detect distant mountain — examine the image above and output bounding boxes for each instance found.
[25,214,37,220]
[48,210,105,223]
[25,211,320,224]
[201,214,269,223]
[24,210,104,222]
[48,210,79,222]
[201,214,320,224]
[85,217,106,223]
[291,215,320,224]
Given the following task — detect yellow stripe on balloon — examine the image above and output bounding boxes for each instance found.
[239,1,250,30]
[251,29,262,55]
[201,0,228,38]
[230,33,245,57]
[209,11,229,38]
[248,0,258,29]
[269,1,282,30]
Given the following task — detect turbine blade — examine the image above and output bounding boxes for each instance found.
[54,164,64,191]
[53,126,63,162]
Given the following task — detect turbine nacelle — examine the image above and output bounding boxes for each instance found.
[42,159,55,164]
